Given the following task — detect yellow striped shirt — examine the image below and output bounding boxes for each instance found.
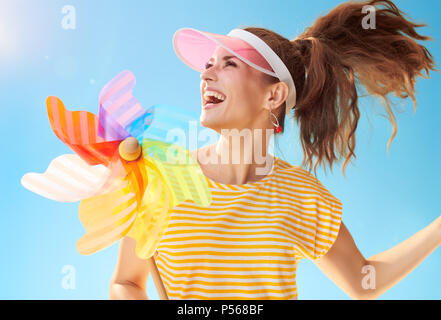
[153,157,343,300]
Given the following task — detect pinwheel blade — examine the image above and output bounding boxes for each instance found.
[126,142,212,259]
[46,96,121,166]
[21,154,112,203]
[76,176,138,255]
[140,103,203,144]
[127,159,172,259]
[98,70,154,141]
[142,139,212,207]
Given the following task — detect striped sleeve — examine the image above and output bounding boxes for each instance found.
[289,169,343,262]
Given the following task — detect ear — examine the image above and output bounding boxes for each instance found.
[264,81,289,111]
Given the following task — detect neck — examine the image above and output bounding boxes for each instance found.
[196,128,276,185]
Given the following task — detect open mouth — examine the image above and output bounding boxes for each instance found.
[203,93,226,109]
[204,100,225,109]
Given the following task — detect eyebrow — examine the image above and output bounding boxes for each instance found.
[207,55,239,63]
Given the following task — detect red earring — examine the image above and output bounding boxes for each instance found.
[269,109,282,133]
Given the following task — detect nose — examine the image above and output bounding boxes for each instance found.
[200,64,217,81]
[200,71,214,81]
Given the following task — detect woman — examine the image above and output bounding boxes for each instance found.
[109,0,440,300]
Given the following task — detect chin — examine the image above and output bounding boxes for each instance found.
[199,115,216,129]
[199,114,224,133]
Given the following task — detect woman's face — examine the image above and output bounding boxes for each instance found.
[199,46,272,134]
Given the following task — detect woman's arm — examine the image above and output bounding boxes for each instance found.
[110,281,149,300]
[314,217,441,299]
[109,236,150,300]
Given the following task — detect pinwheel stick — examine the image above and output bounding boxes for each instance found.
[119,137,169,300]
[146,253,169,300]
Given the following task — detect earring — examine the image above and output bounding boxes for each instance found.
[269,109,282,133]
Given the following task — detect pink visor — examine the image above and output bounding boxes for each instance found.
[172,28,274,75]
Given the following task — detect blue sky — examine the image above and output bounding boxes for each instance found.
[1,0,440,299]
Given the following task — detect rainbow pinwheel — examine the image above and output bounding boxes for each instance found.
[21,70,212,263]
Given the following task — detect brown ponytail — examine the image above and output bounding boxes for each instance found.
[243,0,438,177]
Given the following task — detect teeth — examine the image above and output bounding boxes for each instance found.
[203,90,226,102]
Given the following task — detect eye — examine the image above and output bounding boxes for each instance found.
[204,60,236,70]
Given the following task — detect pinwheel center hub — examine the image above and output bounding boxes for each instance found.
[119,137,142,161]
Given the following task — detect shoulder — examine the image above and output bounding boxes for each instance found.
[275,158,323,189]
[273,158,344,261]
[275,158,341,206]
